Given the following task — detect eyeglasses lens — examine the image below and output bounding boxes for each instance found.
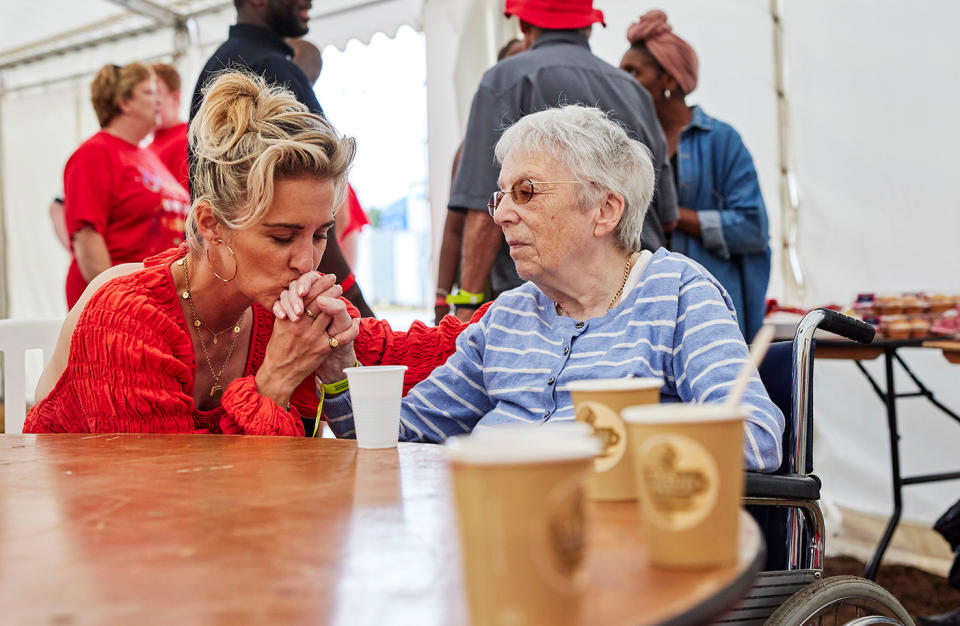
[513,179,534,205]
[489,180,536,215]
[488,191,503,214]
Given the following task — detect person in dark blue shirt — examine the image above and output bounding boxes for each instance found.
[190,0,374,317]
[621,10,771,341]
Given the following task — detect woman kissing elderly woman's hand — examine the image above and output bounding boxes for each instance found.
[271,270,361,385]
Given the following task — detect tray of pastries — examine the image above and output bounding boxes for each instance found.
[850,293,960,340]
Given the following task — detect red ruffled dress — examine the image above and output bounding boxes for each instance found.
[24,246,485,435]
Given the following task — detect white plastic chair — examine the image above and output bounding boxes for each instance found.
[0,318,63,434]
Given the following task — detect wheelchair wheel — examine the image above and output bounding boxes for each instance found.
[766,575,914,625]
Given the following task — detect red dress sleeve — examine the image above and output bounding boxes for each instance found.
[25,275,199,433]
[218,376,304,436]
[353,302,491,395]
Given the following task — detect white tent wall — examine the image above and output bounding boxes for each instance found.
[1,0,958,563]
[784,0,960,534]
[1,79,85,316]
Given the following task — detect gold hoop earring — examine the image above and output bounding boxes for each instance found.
[207,239,238,282]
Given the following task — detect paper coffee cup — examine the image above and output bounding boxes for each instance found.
[566,378,662,501]
[445,427,600,626]
[623,403,745,569]
[343,365,407,449]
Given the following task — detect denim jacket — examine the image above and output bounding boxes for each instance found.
[670,106,771,341]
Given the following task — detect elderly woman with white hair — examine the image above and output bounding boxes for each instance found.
[325,104,784,472]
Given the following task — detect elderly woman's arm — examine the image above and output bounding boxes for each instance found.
[323,321,496,442]
[669,275,784,472]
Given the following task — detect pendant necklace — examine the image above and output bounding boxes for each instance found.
[179,256,246,401]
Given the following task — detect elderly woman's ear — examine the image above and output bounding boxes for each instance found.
[593,190,626,239]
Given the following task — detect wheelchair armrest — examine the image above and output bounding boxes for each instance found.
[745,472,821,500]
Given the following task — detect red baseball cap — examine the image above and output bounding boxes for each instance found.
[504,0,606,29]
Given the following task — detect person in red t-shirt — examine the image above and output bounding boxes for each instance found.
[64,62,190,308]
[149,63,189,190]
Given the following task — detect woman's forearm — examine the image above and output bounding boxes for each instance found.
[72,225,112,282]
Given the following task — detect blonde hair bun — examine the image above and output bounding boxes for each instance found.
[187,70,356,249]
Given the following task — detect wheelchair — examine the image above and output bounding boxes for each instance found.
[720,309,915,625]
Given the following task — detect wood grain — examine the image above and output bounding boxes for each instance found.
[923,340,960,364]
[0,435,762,625]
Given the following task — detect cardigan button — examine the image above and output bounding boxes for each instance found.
[547,377,555,385]
[575,321,584,329]
[562,347,569,355]
[544,411,551,418]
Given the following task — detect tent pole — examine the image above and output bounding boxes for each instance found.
[771,0,805,305]
[0,74,8,318]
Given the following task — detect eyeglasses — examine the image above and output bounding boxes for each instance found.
[487,178,586,217]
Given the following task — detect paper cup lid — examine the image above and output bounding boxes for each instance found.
[445,424,601,465]
[565,377,662,392]
[622,402,747,424]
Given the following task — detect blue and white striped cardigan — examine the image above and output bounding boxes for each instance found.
[327,249,784,472]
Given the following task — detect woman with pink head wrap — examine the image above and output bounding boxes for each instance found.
[620,10,771,341]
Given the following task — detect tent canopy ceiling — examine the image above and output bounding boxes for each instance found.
[0,0,421,74]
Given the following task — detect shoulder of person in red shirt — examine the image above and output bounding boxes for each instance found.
[63,131,119,236]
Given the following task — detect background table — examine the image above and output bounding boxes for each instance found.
[813,336,960,579]
[0,434,763,625]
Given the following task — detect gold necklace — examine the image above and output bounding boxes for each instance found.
[179,256,246,401]
[555,252,635,317]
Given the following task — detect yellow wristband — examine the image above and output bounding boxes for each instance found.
[313,386,324,438]
[320,361,360,396]
[446,289,485,306]
[322,378,350,395]
[314,362,361,438]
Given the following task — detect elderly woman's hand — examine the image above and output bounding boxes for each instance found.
[272,271,338,321]
[310,295,361,385]
[256,274,358,409]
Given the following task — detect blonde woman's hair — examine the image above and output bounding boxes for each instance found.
[90,62,153,127]
[187,70,356,252]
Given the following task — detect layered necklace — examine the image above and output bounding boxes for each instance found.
[555,252,636,317]
[179,256,246,401]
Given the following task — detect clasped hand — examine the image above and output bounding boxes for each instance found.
[256,272,360,408]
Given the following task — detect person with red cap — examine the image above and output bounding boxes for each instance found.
[446,0,678,322]
[621,10,771,341]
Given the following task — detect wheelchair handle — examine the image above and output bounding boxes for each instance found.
[812,308,876,344]
[788,308,873,478]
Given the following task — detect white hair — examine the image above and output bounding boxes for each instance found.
[494,105,655,252]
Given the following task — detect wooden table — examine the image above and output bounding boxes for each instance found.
[923,339,960,364]
[0,435,763,625]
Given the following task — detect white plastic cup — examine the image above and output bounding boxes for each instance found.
[343,365,408,449]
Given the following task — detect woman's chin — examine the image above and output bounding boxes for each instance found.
[513,264,538,284]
